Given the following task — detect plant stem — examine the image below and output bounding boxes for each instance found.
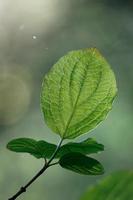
[49,161,59,166]
[8,163,48,200]
[47,138,63,165]
[8,138,63,200]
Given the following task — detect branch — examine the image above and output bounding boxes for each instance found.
[8,163,48,200]
[8,138,63,200]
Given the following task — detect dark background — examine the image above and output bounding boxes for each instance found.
[0,0,133,199]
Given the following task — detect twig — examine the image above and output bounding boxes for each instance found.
[8,138,63,200]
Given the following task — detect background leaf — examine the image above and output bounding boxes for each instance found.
[41,48,117,139]
[80,171,133,200]
[56,138,104,158]
[7,138,57,159]
[59,152,104,175]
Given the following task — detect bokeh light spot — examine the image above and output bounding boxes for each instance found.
[0,72,31,125]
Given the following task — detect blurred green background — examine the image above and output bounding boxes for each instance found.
[0,0,133,199]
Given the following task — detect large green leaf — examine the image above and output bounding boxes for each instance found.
[41,48,117,139]
[7,138,57,159]
[56,138,104,158]
[80,171,133,200]
[59,152,104,175]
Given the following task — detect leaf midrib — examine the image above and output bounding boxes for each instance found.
[63,59,89,138]
[66,86,112,139]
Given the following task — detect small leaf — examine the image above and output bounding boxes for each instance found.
[7,138,57,159]
[36,140,57,158]
[59,152,104,175]
[56,138,104,158]
[41,48,117,139]
[80,171,133,200]
[7,138,37,155]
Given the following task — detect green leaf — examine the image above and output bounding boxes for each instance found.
[7,138,57,159]
[80,171,133,200]
[59,152,104,175]
[34,140,57,158]
[41,48,117,139]
[56,138,104,158]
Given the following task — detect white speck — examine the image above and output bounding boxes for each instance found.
[32,35,37,39]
